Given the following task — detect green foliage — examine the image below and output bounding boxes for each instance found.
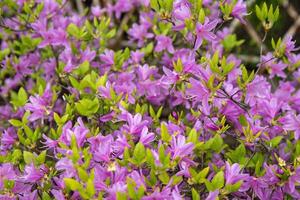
[75,98,99,116]
[256,2,279,30]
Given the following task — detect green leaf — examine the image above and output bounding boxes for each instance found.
[211,135,223,152]
[23,151,35,164]
[24,125,33,139]
[192,188,200,200]
[255,5,264,21]
[67,23,80,39]
[86,178,95,197]
[262,3,268,19]
[137,186,145,199]
[77,167,89,182]
[42,192,52,200]
[165,0,174,12]
[127,178,137,199]
[9,119,23,127]
[210,51,220,74]
[196,167,210,183]
[161,123,171,143]
[241,65,248,82]
[269,136,283,148]
[150,0,159,11]
[171,175,183,186]
[146,149,155,168]
[75,61,90,75]
[69,76,80,89]
[23,2,32,14]
[133,142,146,165]
[156,106,163,119]
[227,143,246,164]
[0,48,10,61]
[212,171,224,190]
[204,179,215,191]
[116,192,127,200]
[36,150,47,165]
[75,98,99,116]
[222,61,235,75]
[224,180,243,193]
[198,8,205,23]
[141,42,153,56]
[149,105,156,119]
[174,59,183,73]
[239,115,248,127]
[64,178,82,191]
[273,6,279,22]
[268,4,274,22]
[222,34,244,51]
[158,171,170,184]
[187,129,198,145]
[11,149,22,164]
[18,87,28,106]
[53,112,61,125]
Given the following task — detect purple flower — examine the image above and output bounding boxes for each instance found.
[38,28,67,48]
[155,35,175,53]
[171,186,183,200]
[106,182,127,200]
[59,118,88,147]
[225,162,249,191]
[261,164,280,185]
[139,126,155,146]
[128,23,154,47]
[113,0,133,19]
[172,0,192,30]
[80,47,96,63]
[161,66,180,85]
[194,18,219,50]
[170,135,194,159]
[122,113,149,135]
[41,134,58,149]
[231,0,247,23]
[51,190,65,200]
[257,97,282,121]
[21,164,46,183]
[142,188,171,200]
[0,163,16,190]
[91,6,105,17]
[285,167,300,196]
[206,190,219,200]
[186,78,209,103]
[92,135,114,163]
[283,35,297,57]
[137,64,157,81]
[56,158,76,178]
[13,56,33,76]
[24,85,52,121]
[130,51,145,64]
[280,113,300,140]
[0,128,17,151]
[100,49,115,69]
[262,53,287,78]
[100,111,115,122]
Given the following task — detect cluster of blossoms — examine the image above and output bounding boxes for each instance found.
[0,0,300,199]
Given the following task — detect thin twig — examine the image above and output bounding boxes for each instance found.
[241,150,255,172]
[254,31,268,77]
[76,0,84,14]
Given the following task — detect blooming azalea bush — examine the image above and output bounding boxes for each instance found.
[1,0,300,199]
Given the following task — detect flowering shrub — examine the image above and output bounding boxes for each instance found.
[1,0,300,199]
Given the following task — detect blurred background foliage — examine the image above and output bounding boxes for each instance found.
[72,0,299,68]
